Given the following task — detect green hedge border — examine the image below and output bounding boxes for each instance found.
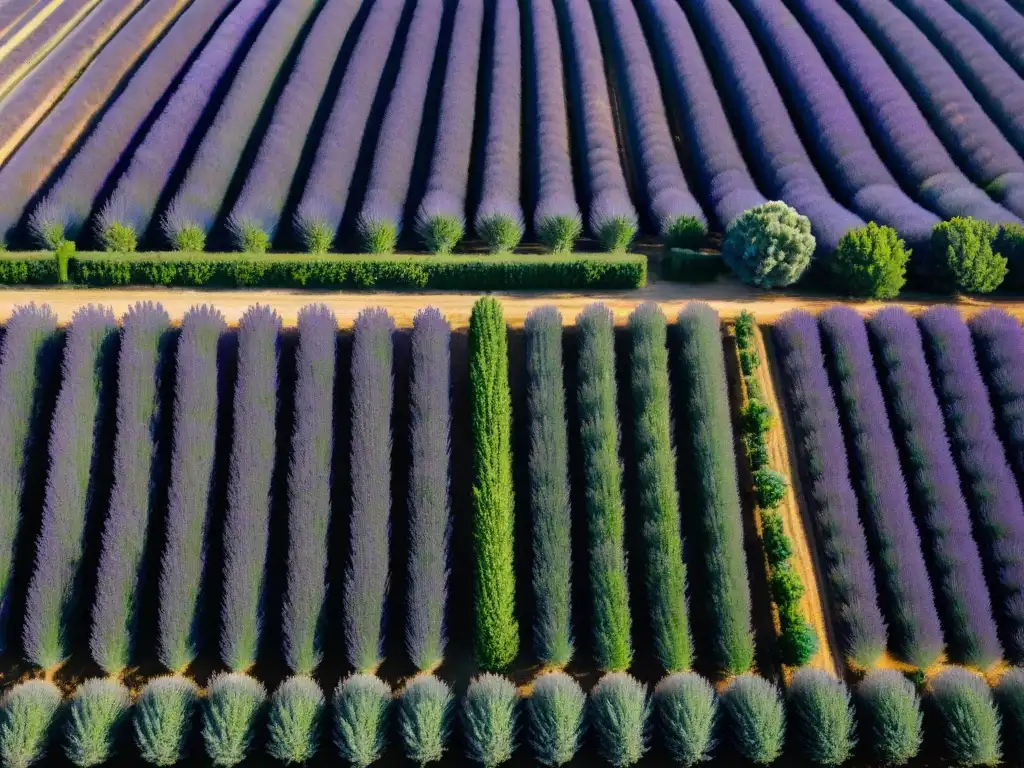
[0,252,646,290]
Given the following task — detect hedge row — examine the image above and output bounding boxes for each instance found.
[0,253,646,290]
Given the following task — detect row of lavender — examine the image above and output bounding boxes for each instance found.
[2,0,1024,260]
[774,304,1024,671]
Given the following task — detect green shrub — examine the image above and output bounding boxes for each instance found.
[653,673,718,767]
[398,675,454,766]
[266,676,325,765]
[469,298,519,670]
[526,672,585,767]
[927,668,1001,766]
[461,674,518,767]
[746,435,769,471]
[235,223,270,254]
[722,202,814,288]
[932,217,1007,294]
[202,673,266,767]
[630,304,692,673]
[63,678,131,767]
[994,668,1024,753]
[359,216,398,254]
[663,216,706,249]
[0,680,61,768]
[478,214,523,253]
[770,562,806,606]
[575,304,632,672]
[537,214,582,253]
[37,223,65,251]
[760,511,791,566]
[589,673,648,767]
[419,215,464,255]
[99,222,137,253]
[778,611,819,666]
[134,676,199,766]
[830,223,909,299]
[169,224,206,252]
[741,399,772,435]
[856,670,922,766]
[55,241,74,284]
[995,223,1024,289]
[297,219,334,254]
[662,249,725,283]
[787,669,855,765]
[596,215,637,252]
[0,254,59,283]
[720,675,785,765]
[754,469,788,510]
[734,311,755,347]
[333,674,390,767]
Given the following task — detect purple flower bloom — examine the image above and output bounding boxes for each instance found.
[23,306,118,670]
[283,305,337,676]
[818,307,943,667]
[868,307,1002,667]
[159,305,227,672]
[345,308,394,672]
[919,306,1024,660]
[220,305,281,671]
[91,302,171,676]
[774,310,887,667]
[943,0,1024,75]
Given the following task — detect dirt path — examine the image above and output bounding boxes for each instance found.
[757,326,845,679]
[4,278,1024,326]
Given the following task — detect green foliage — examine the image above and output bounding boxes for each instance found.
[932,217,1007,294]
[55,241,74,284]
[589,673,649,767]
[169,224,206,253]
[662,249,726,283]
[469,298,519,670]
[778,611,819,666]
[596,215,637,252]
[333,674,390,767]
[754,469,788,510]
[359,217,398,254]
[629,304,691,673]
[739,348,759,377]
[734,311,755,346]
[99,223,137,254]
[787,669,856,765]
[653,673,718,767]
[663,216,707,249]
[722,202,814,288]
[58,253,646,290]
[856,670,922,766]
[297,218,334,254]
[419,215,464,255]
[770,562,806,606]
[830,223,909,299]
[741,400,772,435]
[63,679,131,767]
[398,675,454,766]
[478,214,523,253]
[266,676,325,765]
[134,676,199,766]
[995,223,1024,289]
[37,223,65,251]
[0,680,61,768]
[575,304,632,672]
[760,512,791,566]
[927,668,1001,766]
[0,254,59,283]
[537,214,582,253]
[745,435,769,471]
[526,672,585,767]
[235,224,270,254]
[994,668,1024,753]
[461,674,519,768]
[720,675,785,765]
[201,673,267,767]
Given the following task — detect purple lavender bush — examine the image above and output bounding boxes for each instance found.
[97,0,270,247]
[774,311,887,668]
[357,0,444,254]
[918,306,1024,660]
[220,305,281,671]
[0,305,58,653]
[284,305,337,676]
[407,308,451,672]
[292,0,406,253]
[414,0,484,254]
[943,0,1024,74]
[159,306,227,672]
[345,308,394,673]
[23,306,118,670]
[867,307,1002,667]
[90,302,171,676]
[163,0,321,250]
[818,307,943,668]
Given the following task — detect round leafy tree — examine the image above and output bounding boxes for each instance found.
[932,217,1007,294]
[722,202,814,288]
[830,223,909,299]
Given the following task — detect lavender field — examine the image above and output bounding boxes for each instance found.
[0,0,1023,284]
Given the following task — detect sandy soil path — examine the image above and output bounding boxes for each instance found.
[2,277,1024,326]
